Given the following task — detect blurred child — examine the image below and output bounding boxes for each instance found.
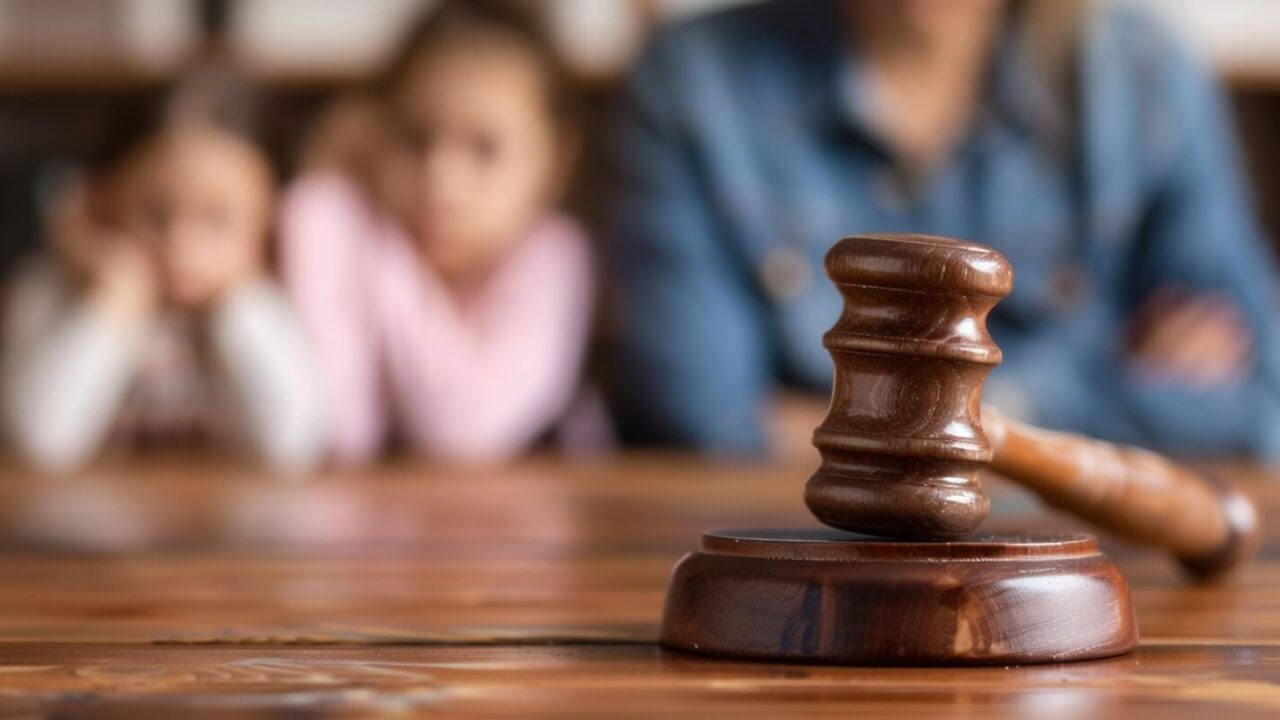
[280,0,595,466]
[2,69,323,475]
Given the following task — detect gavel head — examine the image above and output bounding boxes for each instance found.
[806,233,1014,539]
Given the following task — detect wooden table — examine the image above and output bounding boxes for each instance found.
[0,456,1277,718]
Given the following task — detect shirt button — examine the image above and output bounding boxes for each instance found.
[760,247,812,300]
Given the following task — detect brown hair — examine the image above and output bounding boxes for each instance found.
[379,0,577,131]
[89,57,264,178]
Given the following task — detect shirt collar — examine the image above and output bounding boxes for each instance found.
[809,8,1070,151]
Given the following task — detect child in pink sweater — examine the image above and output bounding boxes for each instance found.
[279,1,595,466]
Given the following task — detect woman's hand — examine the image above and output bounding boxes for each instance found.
[1127,287,1254,387]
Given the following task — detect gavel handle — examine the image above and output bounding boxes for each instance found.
[981,407,1261,580]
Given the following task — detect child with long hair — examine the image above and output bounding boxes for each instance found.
[279,1,595,466]
[3,67,323,474]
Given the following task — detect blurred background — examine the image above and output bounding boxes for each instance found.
[2,0,1280,477]
[1,0,1278,273]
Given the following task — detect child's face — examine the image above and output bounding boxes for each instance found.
[111,127,272,310]
[377,38,563,280]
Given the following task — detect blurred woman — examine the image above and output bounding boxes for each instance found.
[279,0,594,466]
[2,68,323,475]
[610,0,1280,459]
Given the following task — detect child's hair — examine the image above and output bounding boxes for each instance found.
[88,58,264,177]
[379,0,577,132]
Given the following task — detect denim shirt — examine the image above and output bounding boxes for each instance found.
[608,0,1280,458]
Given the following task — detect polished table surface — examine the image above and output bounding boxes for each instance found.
[0,456,1277,718]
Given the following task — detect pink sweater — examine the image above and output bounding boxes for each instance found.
[278,174,594,466]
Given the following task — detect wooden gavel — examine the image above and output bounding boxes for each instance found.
[806,234,1260,579]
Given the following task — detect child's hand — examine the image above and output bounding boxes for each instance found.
[90,238,157,325]
[49,182,157,324]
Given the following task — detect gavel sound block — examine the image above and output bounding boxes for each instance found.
[660,233,1260,665]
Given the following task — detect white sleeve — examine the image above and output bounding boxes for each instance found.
[2,262,145,474]
[208,279,325,476]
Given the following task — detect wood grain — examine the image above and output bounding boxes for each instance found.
[984,407,1261,578]
[2,644,1280,719]
[808,234,1013,538]
[660,530,1138,665]
[0,456,1275,716]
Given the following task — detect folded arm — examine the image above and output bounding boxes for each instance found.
[2,263,146,473]
[607,36,774,454]
[208,280,326,475]
[278,175,387,466]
